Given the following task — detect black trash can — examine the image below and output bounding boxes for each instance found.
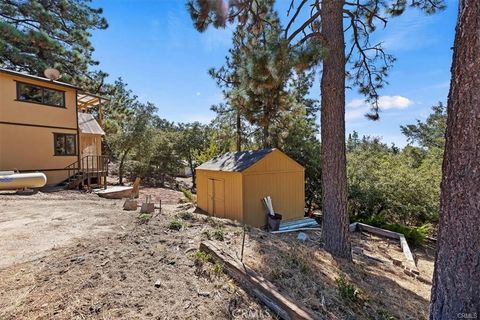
[267,213,283,231]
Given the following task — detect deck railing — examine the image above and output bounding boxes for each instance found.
[65,155,109,189]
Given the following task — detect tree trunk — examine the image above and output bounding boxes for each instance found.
[118,148,130,185]
[188,154,196,190]
[320,0,351,260]
[236,111,242,152]
[430,1,480,318]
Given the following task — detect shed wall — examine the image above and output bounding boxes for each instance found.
[243,171,304,227]
[196,170,243,222]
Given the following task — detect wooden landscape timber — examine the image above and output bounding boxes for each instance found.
[199,241,317,320]
[349,222,417,270]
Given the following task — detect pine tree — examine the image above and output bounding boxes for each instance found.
[187,0,444,260]
[401,102,447,150]
[0,0,107,82]
[429,0,480,317]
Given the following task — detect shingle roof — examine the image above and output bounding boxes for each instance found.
[78,112,105,135]
[196,148,274,172]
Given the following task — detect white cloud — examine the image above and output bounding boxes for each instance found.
[346,99,366,108]
[378,95,413,110]
[196,92,201,96]
[345,108,368,121]
[345,95,413,121]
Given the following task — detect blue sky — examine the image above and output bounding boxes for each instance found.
[90,0,457,147]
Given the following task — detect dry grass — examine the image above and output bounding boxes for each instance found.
[0,190,434,319]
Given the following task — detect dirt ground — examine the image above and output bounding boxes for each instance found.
[0,188,435,319]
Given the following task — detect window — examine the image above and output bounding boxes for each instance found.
[54,133,76,156]
[17,82,65,107]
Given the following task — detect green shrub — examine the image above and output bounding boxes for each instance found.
[384,223,429,247]
[177,211,194,220]
[352,215,429,247]
[137,213,152,224]
[209,262,224,276]
[192,251,212,267]
[377,309,397,320]
[181,188,196,203]
[167,219,185,231]
[336,273,360,302]
[203,228,225,241]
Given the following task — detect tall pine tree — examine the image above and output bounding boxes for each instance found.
[187,0,444,259]
[429,0,480,317]
[0,0,108,83]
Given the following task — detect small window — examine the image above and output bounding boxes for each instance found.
[54,133,76,156]
[17,82,65,107]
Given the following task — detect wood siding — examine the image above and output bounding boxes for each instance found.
[196,170,243,222]
[196,149,305,228]
[79,133,102,169]
[243,171,304,227]
[0,72,78,185]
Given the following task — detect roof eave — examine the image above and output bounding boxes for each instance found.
[0,68,81,90]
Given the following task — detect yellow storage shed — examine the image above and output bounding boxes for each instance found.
[196,148,305,228]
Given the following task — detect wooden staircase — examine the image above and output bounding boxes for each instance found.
[60,155,109,189]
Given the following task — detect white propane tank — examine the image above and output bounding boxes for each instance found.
[0,172,47,190]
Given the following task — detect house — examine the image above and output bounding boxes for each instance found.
[0,68,107,188]
[196,148,305,228]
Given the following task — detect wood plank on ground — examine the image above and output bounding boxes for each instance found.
[349,222,417,269]
[199,241,318,320]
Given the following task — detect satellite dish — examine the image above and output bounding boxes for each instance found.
[44,68,60,81]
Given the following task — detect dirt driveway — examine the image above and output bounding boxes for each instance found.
[0,188,434,319]
[0,189,272,320]
[0,191,130,269]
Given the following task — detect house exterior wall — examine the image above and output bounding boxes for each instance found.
[0,72,79,185]
[196,169,243,222]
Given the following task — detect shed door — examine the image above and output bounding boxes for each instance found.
[207,178,225,218]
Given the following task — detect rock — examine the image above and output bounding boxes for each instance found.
[403,268,414,277]
[392,258,403,267]
[154,279,162,288]
[417,276,432,285]
[123,199,138,211]
[297,232,309,241]
[197,290,211,297]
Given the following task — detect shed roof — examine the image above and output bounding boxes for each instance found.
[78,112,105,135]
[196,148,274,172]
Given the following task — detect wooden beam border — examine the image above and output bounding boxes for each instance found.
[199,241,317,320]
[349,222,417,269]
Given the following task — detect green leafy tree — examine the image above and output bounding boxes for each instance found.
[176,122,210,189]
[107,102,156,185]
[135,128,183,187]
[0,0,108,83]
[347,138,442,226]
[401,102,447,149]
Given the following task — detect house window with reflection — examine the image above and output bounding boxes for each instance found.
[54,133,76,156]
[17,82,65,107]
